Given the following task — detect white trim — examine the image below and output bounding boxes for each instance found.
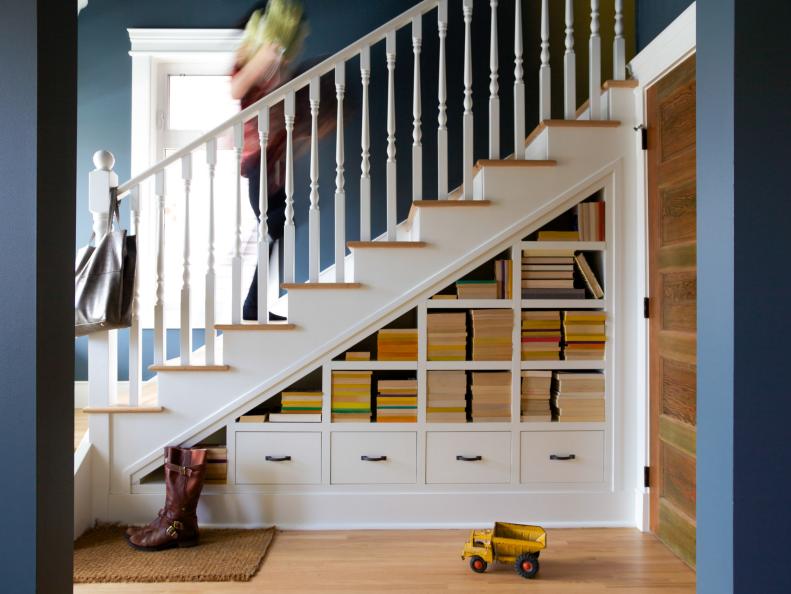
[75,380,90,408]
[74,434,93,539]
[128,28,243,55]
[627,3,696,533]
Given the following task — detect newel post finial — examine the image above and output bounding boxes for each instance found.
[92,149,116,172]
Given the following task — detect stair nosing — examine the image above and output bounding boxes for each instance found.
[347,241,428,249]
[281,282,364,290]
[215,323,297,331]
[148,364,231,372]
[84,406,165,414]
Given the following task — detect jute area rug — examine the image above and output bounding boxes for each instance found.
[74,524,275,583]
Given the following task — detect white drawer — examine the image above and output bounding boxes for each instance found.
[235,432,321,485]
[425,432,511,484]
[520,431,604,484]
[330,432,417,484]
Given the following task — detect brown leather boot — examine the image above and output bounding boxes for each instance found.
[127,447,207,551]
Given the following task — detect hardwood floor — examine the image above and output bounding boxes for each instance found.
[74,528,695,593]
[75,408,88,451]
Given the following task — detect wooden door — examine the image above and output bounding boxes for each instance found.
[647,54,697,568]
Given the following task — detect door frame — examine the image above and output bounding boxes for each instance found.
[627,4,696,532]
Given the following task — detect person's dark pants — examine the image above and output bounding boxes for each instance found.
[243,166,287,320]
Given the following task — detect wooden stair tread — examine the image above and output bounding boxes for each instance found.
[603,79,639,89]
[149,364,231,372]
[216,322,297,331]
[84,406,164,414]
[525,119,622,147]
[281,282,363,290]
[475,159,557,170]
[412,199,491,207]
[347,241,427,249]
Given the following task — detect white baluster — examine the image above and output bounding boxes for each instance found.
[232,123,243,322]
[614,0,625,80]
[513,0,525,159]
[437,0,449,196]
[205,139,216,364]
[308,80,320,283]
[462,0,474,199]
[283,92,296,283]
[360,46,371,240]
[257,108,270,320]
[128,185,141,405]
[153,170,166,365]
[539,0,551,121]
[589,0,602,120]
[489,0,500,159]
[180,154,192,364]
[564,0,576,119]
[386,31,397,239]
[334,64,346,281]
[412,16,423,201]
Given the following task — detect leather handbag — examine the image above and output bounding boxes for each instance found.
[74,188,137,336]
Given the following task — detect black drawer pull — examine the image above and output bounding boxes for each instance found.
[456,455,483,462]
[549,454,576,461]
[265,455,292,462]
[361,455,387,462]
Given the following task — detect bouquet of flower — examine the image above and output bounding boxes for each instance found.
[238,0,307,65]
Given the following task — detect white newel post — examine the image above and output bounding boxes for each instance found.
[128,185,141,406]
[180,154,192,363]
[589,0,602,120]
[283,92,296,283]
[539,0,551,121]
[564,0,576,120]
[513,0,525,159]
[462,0,473,200]
[232,123,243,323]
[205,139,217,362]
[153,169,166,364]
[334,64,346,281]
[360,46,371,240]
[437,0,449,197]
[308,80,321,283]
[257,109,270,320]
[88,149,118,521]
[488,0,500,160]
[412,16,423,202]
[613,0,625,80]
[385,31,397,239]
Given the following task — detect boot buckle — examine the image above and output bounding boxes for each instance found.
[166,520,183,538]
[179,465,188,476]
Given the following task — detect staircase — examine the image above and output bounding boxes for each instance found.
[77,0,643,533]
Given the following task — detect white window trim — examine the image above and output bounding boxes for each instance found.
[129,28,243,329]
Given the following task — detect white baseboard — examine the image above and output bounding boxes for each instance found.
[74,381,89,408]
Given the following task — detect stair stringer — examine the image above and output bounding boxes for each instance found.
[109,128,628,497]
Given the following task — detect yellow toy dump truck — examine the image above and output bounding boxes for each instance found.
[461,522,547,579]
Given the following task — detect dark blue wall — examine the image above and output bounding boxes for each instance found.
[636,0,694,51]
[0,0,76,591]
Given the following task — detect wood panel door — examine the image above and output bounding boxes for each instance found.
[647,54,697,569]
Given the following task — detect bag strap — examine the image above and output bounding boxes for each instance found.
[107,186,120,232]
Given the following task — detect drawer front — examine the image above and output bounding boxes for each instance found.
[235,432,321,485]
[425,432,511,484]
[520,431,604,484]
[331,432,417,484]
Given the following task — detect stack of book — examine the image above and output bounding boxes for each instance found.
[375,379,418,423]
[377,329,418,361]
[563,310,606,360]
[200,446,228,484]
[238,413,268,423]
[456,279,498,299]
[537,230,580,241]
[574,253,604,298]
[331,371,372,422]
[427,370,468,422]
[576,201,605,241]
[521,310,562,360]
[521,248,585,299]
[520,370,553,422]
[553,372,605,422]
[471,372,511,422]
[269,390,322,422]
[345,351,371,361]
[427,312,467,361]
[471,309,513,361]
[494,259,513,299]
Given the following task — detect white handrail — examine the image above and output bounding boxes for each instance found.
[117,0,440,196]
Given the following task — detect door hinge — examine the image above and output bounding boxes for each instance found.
[643,297,650,319]
[644,466,651,488]
[634,124,648,150]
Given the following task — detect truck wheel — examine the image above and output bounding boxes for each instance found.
[469,556,488,573]
[515,553,539,579]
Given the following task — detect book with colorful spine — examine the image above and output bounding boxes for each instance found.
[377,328,418,361]
[331,371,372,422]
[427,312,467,361]
[427,370,468,422]
[470,371,511,422]
[521,310,561,360]
[553,372,605,422]
[456,279,498,299]
[375,379,417,423]
[520,370,553,422]
[563,310,606,360]
[494,259,513,299]
[470,309,513,361]
[274,390,323,421]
